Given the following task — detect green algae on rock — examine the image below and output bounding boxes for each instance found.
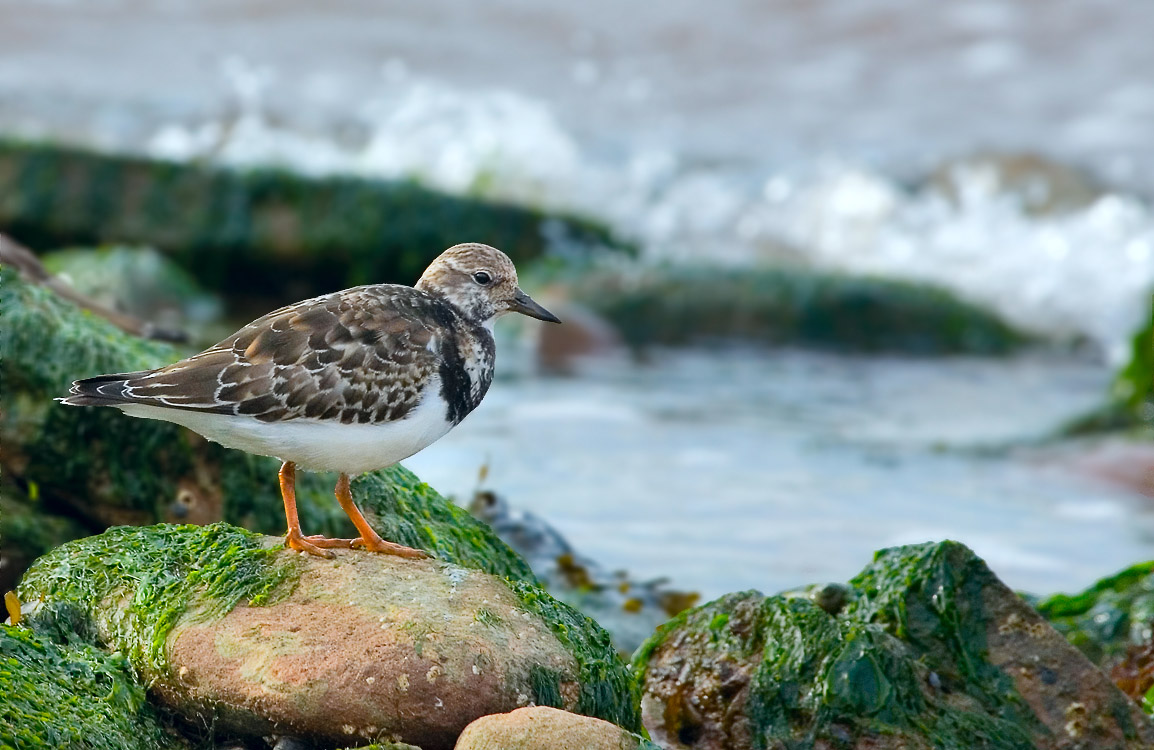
[18,523,297,677]
[18,525,640,749]
[1035,560,1154,668]
[633,541,1154,749]
[0,139,626,303]
[0,624,185,750]
[563,265,1029,355]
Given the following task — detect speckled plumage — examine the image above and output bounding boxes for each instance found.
[61,242,559,558]
[68,284,487,426]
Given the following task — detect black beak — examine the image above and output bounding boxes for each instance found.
[508,288,561,323]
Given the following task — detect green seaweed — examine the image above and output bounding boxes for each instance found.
[17,523,297,677]
[0,624,186,750]
[0,139,627,305]
[564,264,1029,355]
[506,578,643,732]
[1035,560,1154,666]
[530,663,565,709]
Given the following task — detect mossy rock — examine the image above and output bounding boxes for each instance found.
[18,524,642,748]
[41,244,224,338]
[563,265,1029,355]
[633,541,1154,749]
[1063,298,1153,436]
[0,139,626,304]
[0,264,535,585]
[1035,561,1154,668]
[0,624,186,750]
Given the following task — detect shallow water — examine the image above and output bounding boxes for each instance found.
[405,349,1154,599]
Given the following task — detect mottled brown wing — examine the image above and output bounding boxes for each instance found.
[119,285,441,424]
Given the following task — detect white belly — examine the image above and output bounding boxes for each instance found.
[117,381,455,474]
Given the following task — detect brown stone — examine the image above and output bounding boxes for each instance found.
[156,552,580,750]
[454,706,641,750]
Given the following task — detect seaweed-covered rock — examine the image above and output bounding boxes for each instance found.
[0,264,535,585]
[18,524,641,749]
[41,245,224,339]
[0,139,625,303]
[633,541,1154,749]
[1035,561,1154,668]
[0,624,185,750]
[454,706,659,750]
[563,265,1028,355]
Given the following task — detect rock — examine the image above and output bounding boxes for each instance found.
[0,264,537,585]
[18,523,641,750]
[454,706,659,750]
[0,139,626,305]
[633,541,1154,749]
[532,301,625,374]
[563,264,1028,355]
[469,490,698,655]
[42,244,223,340]
[1035,560,1154,669]
[0,624,184,750]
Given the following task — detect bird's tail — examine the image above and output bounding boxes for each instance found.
[58,370,155,407]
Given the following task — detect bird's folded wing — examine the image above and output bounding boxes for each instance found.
[97,286,443,424]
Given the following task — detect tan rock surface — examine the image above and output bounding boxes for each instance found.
[156,551,580,750]
[454,706,642,750]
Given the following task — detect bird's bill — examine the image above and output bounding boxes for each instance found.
[508,288,561,323]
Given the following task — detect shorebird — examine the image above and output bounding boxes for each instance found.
[61,243,560,558]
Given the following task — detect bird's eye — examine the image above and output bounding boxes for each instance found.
[473,271,492,286]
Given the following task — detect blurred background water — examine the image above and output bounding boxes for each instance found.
[3,0,1153,598]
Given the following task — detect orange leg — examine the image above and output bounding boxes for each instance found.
[321,473,426,558]
[280,461,335,558]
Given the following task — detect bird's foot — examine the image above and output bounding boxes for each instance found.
[285,531,335,558]
[299,534,428,558]
[352,535,429,558]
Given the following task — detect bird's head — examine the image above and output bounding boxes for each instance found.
[416,243,561,327]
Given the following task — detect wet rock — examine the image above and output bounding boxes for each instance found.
[1035,560,1154,669]
[532,301,625,374]
[0,624,184,750]
[633,541,1154,749]
[1110,638,1154,710]
[454,706,659,750]
[42,244,223,340]
[0,139,626,305]
[469,490,698,654]
[18,524,641,750]
[563,264,1028,355]
[928,153,1102,216]
[0,265,536,584]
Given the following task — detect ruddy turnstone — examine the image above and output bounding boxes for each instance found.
[61,243,560,558]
